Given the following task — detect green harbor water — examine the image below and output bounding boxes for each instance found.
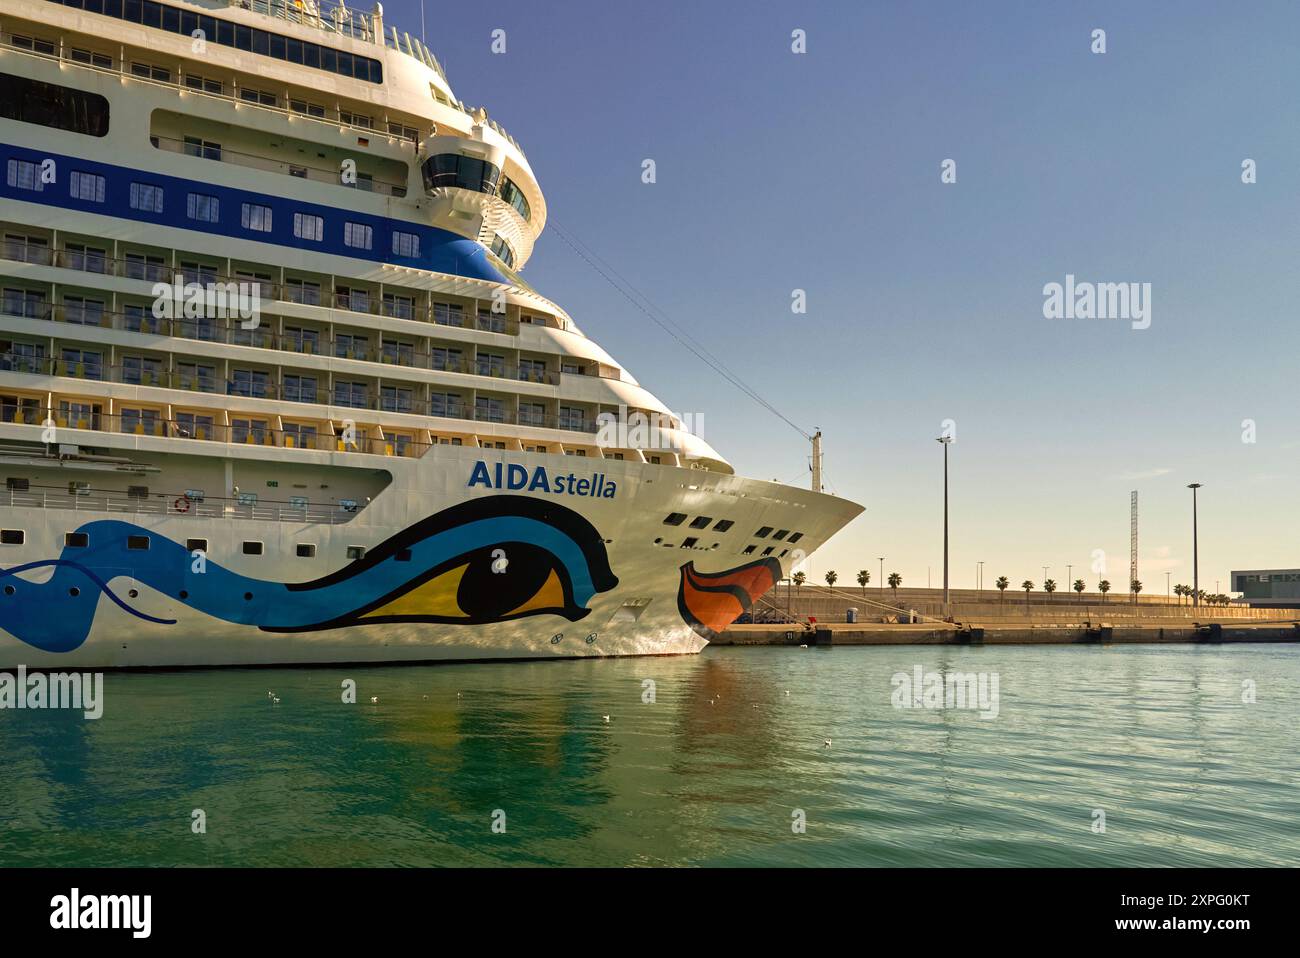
[1,644,1297,867]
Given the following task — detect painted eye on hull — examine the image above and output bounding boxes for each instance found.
[267,496,619,632]
[359,541,583,624]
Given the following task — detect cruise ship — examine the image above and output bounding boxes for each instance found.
[0,0,862,668]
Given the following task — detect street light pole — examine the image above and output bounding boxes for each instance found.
[878,557,884,596]
[1188,483,1202,608]
[937,436,951,617]
[1165,571,1171,601]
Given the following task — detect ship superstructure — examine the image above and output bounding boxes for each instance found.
[0,0,862,666]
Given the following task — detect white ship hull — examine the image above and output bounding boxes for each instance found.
[0,443,860,668]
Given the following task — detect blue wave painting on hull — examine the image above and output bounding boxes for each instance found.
[0,497,618,653]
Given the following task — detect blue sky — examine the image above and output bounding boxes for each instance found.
[388,0,1299,592]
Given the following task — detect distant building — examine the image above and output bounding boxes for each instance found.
[1232,570,1300,608]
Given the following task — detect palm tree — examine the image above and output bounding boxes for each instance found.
[1131,579,1143,602]
[1044,578,1057,603]
[792,570,806,593]
[1098,579,1111,603]
[824,570,838,589]
[1173,584,1185,606]
[996,576,1009,608]
[1073,578,1085,598]
[1021,579,1034,610]
[857,569,870,596]
[887,572,902,604]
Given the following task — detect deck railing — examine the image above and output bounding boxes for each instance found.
[1,486,368,524]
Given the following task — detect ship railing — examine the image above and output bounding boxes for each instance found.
[0,28,420,146]
[0,486,370,524]
[0,304,557,384]
[2,391,605,448]
[0,239,571,334]
[0,408,434,460]
[383,25,451,88]
[150,134,408,198]
[239,0,377,43]
[0,21,528,164]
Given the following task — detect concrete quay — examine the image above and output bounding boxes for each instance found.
[717,619,1300,647]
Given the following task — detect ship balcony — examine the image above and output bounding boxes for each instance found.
[0,301,568,385]
[0,25,422,144]
[1,482,371,526]
[0,404,432,459]
[150,134,408,198]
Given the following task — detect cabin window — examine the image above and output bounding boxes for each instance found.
[344,222,373,250]
[0,529,24,545]
[69,171,106,203]
[129,183,165,213]
[392,231,420,258]
[293,213,324,242]
[241,203,273,233]
[243,541,264,556]
[185,192,220,223]
[65,532,89,548]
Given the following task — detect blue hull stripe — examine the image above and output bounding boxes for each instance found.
[0,141,509,285]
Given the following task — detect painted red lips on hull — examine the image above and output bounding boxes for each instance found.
[677,557,783,639]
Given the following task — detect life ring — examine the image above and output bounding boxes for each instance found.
[173,495,191,513]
